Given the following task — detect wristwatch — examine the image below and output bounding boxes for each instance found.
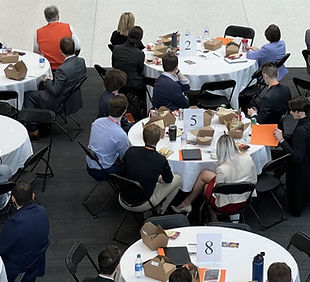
[176,70,180,75]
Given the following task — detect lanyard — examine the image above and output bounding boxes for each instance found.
[108,116,120,126]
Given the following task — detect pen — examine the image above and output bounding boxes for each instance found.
[212,52,221,58]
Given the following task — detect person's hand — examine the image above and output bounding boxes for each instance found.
[274,128,284,142]
[247,107,257,116]
[43,75,51,82]
[246,46,259,51]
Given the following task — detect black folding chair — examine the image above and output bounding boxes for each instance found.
[77,140,118,219]
[302,49,310,75]
[274,53,290,70]
[144,214,189,229]
[109,173,159,245]
[16,109,55,192]
[207,221,252,232]
[55,76,87,141]
[94,64,107,83]
[143,76,156,108]
[65,242,99,282]
[0,90,19,119]
[197,80,236,109]
[293,77,310,97]
[224,25,255,46]
[287,231,310,281]
[251,154,291,230]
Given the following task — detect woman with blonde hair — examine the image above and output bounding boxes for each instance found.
[172,134,257,215]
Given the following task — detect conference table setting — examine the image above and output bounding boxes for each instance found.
[120,226,300,282]
[144,33,258,110]
[0,49,52,109]
[128,107,271,192]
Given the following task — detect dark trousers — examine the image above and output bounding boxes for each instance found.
[86,164,117,181]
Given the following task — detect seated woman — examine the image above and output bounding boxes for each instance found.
[247,24,288,81]
[274,97,310,217]
[172,134,257,217]
[110,12,144,50]
[98,68,132,132]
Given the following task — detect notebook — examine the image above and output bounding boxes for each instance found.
[181,149,202,161]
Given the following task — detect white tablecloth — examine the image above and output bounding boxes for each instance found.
[0,257,7,282]
[0,115,33,174]
[120,226,300,282]
[0,50,52,109]
[128,115,271,192]
[144,47,258,109]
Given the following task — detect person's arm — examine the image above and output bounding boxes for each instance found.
[120,115,133,133]
[45,68,67,98]
[33,32,39,53]
[118,134,130,159]
[246,45,268,60]
[177,71,191,91]
[173,81,190,108]
[252,95,272,124]
[161,159,173,183]
[69,25,81,51]
[0,220,19,256]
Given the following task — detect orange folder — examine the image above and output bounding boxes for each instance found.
[199,268,226,282]
[216,37,233,46]
[250,124,279,146]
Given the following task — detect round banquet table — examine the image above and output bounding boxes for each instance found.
[128,115,271,192]
[0,115,33,174]
[120,226,300,282]
[0,50,52,109]
[144,46,258,110]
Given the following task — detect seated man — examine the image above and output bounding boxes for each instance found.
[98,68,132,132]
[169,267,192,282]
[267,262,292,282]
[34,5,81,71]
[118,124,182,214]
[152,52,190,111]
[83,245,121,282]
[87,94,130,181]
[248,62,291,124]
[0,181,49,282]
[0,164,12,210]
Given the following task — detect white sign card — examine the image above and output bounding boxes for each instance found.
[184,108,204,131]
[196,233,222,265]
[180,34,197,56]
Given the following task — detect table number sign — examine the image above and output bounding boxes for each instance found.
[180,33,196,57]
[184,108,204,131]
[196,233,222,265]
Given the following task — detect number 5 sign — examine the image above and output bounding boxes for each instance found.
[184,108,204,131]
[180,33,196,56]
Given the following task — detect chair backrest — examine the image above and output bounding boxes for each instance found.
[224,25,255,46]
[109,173,152,208]
[18,108,56,124]
[143,77,156,87]
[94,64,107,82]
[0,90,19,118]
[65,242,99,282]
[287,231,310,257]
[207,221,252,232]
[0,102,16,118]
[0,181,15,195]
[293,77,310,97]
[302,49,310,75]
[261,153,291,175]
[0,90,18,101]
[200,80,236,103]
[144,214,189,229]
[274,53,290,68]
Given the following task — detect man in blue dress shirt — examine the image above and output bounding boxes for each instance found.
[87,94,130,181]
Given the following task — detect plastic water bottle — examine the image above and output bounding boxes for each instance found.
[252,252,265,282]
[135,254,143,278]
[39,52,45,68]
[2,42,7,54]
[181,132,187,145]
[203,26,210,40]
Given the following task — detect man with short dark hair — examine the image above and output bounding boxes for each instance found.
[118,124,181,214]
[0,181,49,282]
[267,262,292,282]
[87,94,130,181]
[247,62,291,124]
[153,52,190,111]
[34,5,81,71]
[83,246,121,282]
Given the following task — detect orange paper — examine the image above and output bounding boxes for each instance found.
[216,37,233,46]
[158,248,165,256]
[250,124,279,146]
[199,268,226,282]
[179,150,183,161]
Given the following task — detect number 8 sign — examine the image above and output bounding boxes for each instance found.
[184,108,204,131]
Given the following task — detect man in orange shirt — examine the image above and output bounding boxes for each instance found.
[33,5,81,71]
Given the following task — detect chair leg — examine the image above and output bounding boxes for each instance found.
[113,211,130,245]
[67,114,83,139]
[248,203,266,231]
[270,190,288,221]
[56,121,74,141]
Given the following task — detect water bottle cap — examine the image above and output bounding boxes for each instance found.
[137,254,141,258]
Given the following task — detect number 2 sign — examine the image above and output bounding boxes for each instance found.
[180,33,196,56]
[184,108,204,131]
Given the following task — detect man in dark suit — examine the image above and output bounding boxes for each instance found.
[0,181,49,282]
[83,246,121,282]
[247,62,291,124]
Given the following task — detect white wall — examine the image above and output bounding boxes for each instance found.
[1,0,308,67]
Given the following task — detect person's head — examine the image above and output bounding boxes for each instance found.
[267,262,292,282]
[262,62,278,84]
[216,134,239,166]
[288,96,310,119]
[104,69,127,92]
[12,181,34,207]
[60,37,75,56]
[265,24,281,43]
[169,267,192,282]
[162,52,178,72]
[108,94,128,118]
[117,12,135,36]
[98,246,121,276]
[143,124,161,146]
[127,26,143,46]
[44,5,59,22]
